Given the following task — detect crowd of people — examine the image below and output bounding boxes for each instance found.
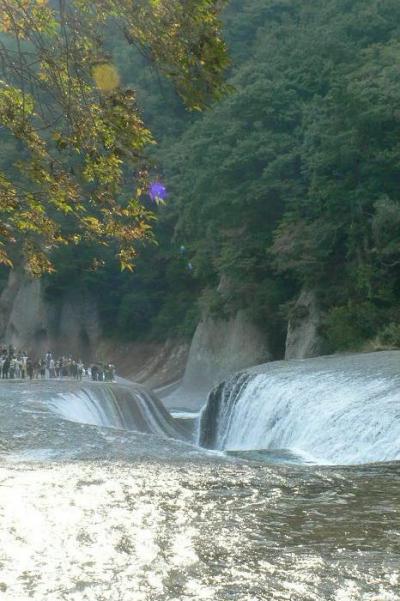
[0,345,116,382]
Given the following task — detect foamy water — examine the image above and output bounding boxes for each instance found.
[200,351,400,464]
[0,355,399,600]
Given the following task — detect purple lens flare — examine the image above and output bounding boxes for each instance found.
[148,182,168,203]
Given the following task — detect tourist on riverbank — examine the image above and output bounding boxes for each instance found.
[0,346,117,382]
[105,364,116,382]
[15,357,22,379]
[9,358,16,379]
[27,358,34,380]
[39,359,46,379]
[21,354,27,379]
[91,364,98,381]
[49,358,55,378]
[77,361,84,380]
[2,357,10,379]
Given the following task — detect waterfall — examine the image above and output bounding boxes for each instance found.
[200,352,400,465]
[47,383,187,440]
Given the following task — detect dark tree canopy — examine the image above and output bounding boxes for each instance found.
[155,0,400,350]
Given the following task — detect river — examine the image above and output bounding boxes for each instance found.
[0,352,399,600]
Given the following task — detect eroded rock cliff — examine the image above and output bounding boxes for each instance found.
[285,290,326,360]
[1,272,320,404]
[161,310,271,410]
[0,271,190,384]
[0,271,100,360]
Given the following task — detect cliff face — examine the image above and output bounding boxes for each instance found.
[285,290,326,360]
[0,271,100,360]
[96,338,190,389]
[0,272,326,400]
[0,271,190,382]
[161,310,271,410]
[183,310,270,391]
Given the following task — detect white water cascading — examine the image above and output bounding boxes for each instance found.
[46,383,187,440]
[200,351,400,465]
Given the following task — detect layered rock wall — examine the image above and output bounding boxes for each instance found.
[1,273,328,403]
[285,289,326,360]
[0,271,189,383]
[0,271,100,360]
[161,310,271,410]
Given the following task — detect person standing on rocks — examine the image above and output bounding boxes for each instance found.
[77,361,84,380]
[39,359,46,379]
[9,357,16,379]
[45,351,52,372]
[91,364,98,381]
[15,356,22,379]
[2,356,10,379]
[26,358,34,380]
[21,353,28,379]
[49,358,55,378]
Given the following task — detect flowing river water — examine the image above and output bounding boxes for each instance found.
[0,352,399,600]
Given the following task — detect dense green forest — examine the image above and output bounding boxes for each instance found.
[10,0,400,354]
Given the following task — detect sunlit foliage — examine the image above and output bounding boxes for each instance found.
[0,0,228,274]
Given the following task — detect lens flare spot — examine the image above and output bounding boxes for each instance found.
[148,182,167,205]
[92,64,120,92]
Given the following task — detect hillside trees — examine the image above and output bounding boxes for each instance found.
[0,0,229,274]
[6,0,400,351]
[160,0,400,349]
